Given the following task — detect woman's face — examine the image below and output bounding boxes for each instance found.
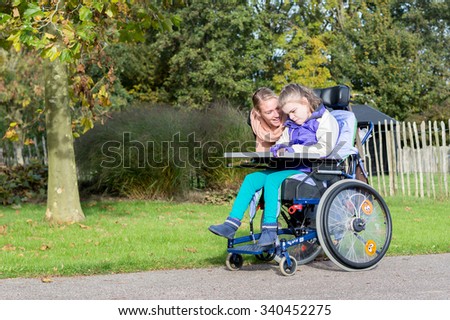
[282,97,312,125]
[257,97,282,129]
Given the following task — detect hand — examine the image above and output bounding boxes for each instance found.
[270,144,294,157]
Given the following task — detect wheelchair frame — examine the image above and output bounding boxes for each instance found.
[222,85,393,276]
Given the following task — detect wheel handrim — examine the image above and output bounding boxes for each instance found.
[317,180,392,271]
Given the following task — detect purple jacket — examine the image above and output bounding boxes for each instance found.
[284,104,327,147]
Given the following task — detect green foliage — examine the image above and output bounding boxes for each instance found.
[0,0,179,135]
[122,1,283,108]
[273,26,336,91]
[2,0,449,132]
[74,102,254,200]
[0,161,47,205]
[272,0,336,90]
[327,0,449,120]
[0,48,45,142]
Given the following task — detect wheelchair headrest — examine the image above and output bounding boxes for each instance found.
[313,85,351,110]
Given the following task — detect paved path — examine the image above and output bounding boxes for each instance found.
[0,253,449,300]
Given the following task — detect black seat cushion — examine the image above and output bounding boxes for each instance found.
[281,161,343,201]
[281,177,325,201]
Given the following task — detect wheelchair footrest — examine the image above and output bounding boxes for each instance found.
[228,244,272,255]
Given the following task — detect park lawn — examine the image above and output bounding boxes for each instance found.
[383,196,450,255]
[0,196,449,279]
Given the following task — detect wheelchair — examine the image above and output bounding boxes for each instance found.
[223,85,393,276]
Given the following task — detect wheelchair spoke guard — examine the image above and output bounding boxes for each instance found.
[316,180,392,271]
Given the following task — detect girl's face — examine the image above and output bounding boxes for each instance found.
[282,97,312,125]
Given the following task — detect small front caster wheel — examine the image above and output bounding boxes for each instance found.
[226,253,243,271]
[279,256,298,276]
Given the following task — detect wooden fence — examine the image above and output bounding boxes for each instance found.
[363,120,450,198]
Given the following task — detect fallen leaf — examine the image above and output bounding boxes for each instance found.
[41,277,53,283]
[184,247,198,253]
[0,225,7,235]
[2,244,15,251]
[78,224,91,229]
[40,244,50,251]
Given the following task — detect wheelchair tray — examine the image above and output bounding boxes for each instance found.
[223,151,321,159]
[224,151,323,169]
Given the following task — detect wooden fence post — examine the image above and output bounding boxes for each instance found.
[403,122,411,196]
[413,122,424,197]
[433,121,442,195]
[428,121,436,198]
[396,121,405,195]
[385,120,395,196]
[441,121,448,197]
[377,122,386,195]
[408,122,418,197]
[420,122,431,198]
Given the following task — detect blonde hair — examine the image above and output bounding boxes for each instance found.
[252,87,278,112]
[278,84,322,112]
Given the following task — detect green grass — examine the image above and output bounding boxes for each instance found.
[0,196,449,279]
[383,196,450,255]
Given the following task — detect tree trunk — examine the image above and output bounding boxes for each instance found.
[12,112,25,166]
[13,141,24,166]
[44,55,85,223]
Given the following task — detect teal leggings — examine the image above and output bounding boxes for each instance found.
[229,170,301,224]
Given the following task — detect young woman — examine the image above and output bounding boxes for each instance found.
[249,87,285,151]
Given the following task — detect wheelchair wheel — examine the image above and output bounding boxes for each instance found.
[279,256,298,276]
[287,239,321,265]
[225,253,243,271]
[256,252,276,261]
[316,180,392,271]
[278,206,322,265]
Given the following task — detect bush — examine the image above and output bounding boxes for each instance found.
[75,102,254,200]
[0,161,48,205]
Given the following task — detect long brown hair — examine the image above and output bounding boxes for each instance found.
[278,84,322,112]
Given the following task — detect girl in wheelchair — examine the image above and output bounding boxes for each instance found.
[209,84,340,247]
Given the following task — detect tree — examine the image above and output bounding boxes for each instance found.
[272,0,336,90]
[391,0,450,121]
[327,0,448,120]
[0,48,45,166]
[120,0,290,109]
[0,0,178,223]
